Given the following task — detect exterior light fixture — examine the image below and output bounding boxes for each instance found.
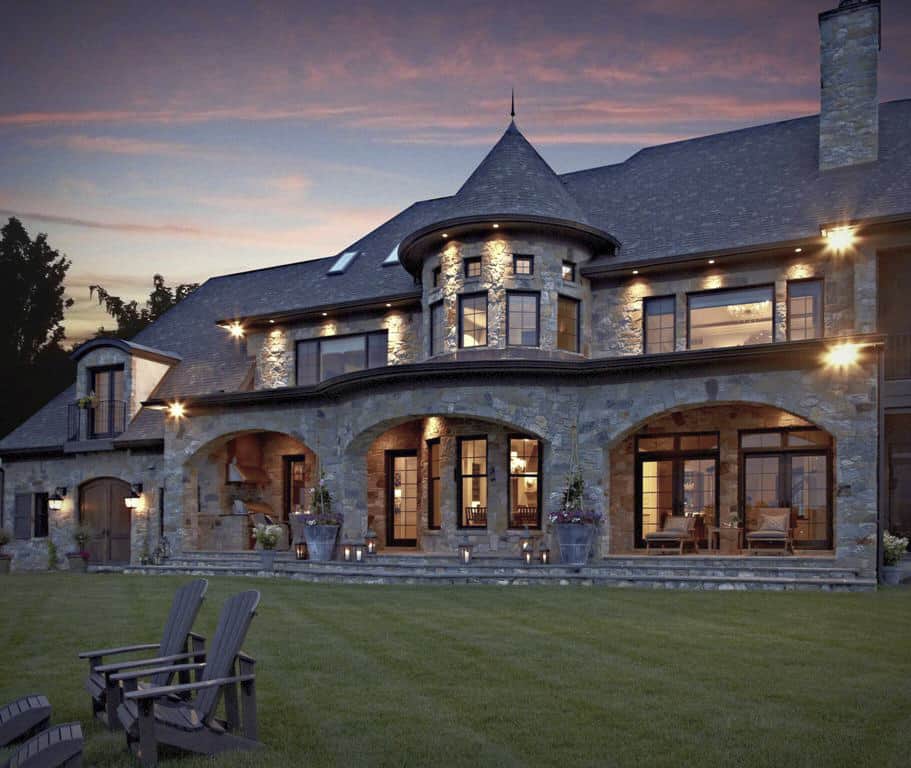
[48,487,67,512]
[708,259,716,265]
[441,233,449,239]
[342,541,353,562]
[825,342,861,369]
[822,226,856,252]
[539,546,551,565]
[365,529,378,555]
[520,527,533,559]
[321,312,328,317]
[795,247,803,253]
[124,483,143,510]
[492,223,499,229]
[354,542,366,563]
[458,538,473,565]
[386,303,392,308]
[167,401,186,420]
[295,541,308,560]
[632,269,639,275]
[523,548,533,565]
[269,319,275,324]
[226,321,245,339]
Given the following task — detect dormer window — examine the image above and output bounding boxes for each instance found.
[513,254,534,276]
[87,366,126,438]
[464,257,482,279]
[562,261,576,281]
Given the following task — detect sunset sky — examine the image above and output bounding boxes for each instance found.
[2,0,910,343]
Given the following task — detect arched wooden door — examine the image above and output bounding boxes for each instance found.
[79,478,132,563]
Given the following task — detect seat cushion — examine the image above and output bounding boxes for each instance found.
[746,531,789,540]
[757,511,790,532]
[662,517,690,532]
[646,531,687,540]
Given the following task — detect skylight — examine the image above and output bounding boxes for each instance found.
[327,251,358,275]
[382,243,400,267]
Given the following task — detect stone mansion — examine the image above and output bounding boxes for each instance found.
[1,0,908,586]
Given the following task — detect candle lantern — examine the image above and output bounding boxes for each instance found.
[365,529,378,556]
[458,539,473,565]
[354,542,366,563]
[520,526,533,559]
[342,541,353,562]
[539,546,551,565]
[523,549,533,565]
[295,541,308,561]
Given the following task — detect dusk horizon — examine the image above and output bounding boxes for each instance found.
[3,0,910,343]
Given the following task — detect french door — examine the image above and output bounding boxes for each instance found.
[636,454,718,546]
[387,451,418,546]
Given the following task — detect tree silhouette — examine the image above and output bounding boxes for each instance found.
[90,274,199,339]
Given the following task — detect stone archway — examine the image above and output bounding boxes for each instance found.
[79,477,132,563]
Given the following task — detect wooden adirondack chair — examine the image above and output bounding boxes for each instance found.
[0,696,51,748]
[78,579,208,730]
[114,590,262,768]
[0,723,83,768]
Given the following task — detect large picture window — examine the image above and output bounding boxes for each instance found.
[459,293,488,348]
[787,279,824,341]
[430,301,445,356]
[644,296,675,353]
[458,436,488,528]
[557,296,580,353]
[509,437,541,528]
[296,331,388,385]
[507,292,539,347]
[688,286,774,349]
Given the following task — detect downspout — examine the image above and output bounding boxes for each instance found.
[0,465,4,529]
[877,343,885,584]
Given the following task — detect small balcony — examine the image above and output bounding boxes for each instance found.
[67,400,128,443]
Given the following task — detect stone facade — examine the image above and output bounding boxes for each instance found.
[819,0,880,170]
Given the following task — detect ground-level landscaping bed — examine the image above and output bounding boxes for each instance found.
[0,574,909,767]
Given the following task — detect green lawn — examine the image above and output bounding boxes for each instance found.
[1,575,909,768]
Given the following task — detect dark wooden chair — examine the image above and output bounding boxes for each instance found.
[0,696,51,748]
[513,506,538,527]
[464,507,488,526]
[79,579,208,730]
[0,723,83,768]
[114,591,262,768]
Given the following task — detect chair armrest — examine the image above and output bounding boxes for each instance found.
[111,662,206,684]
[236,651,256,665]
[94,650,207,674]
[78,642,160,660]
[124,674,255,701]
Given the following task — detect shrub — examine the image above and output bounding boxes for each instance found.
[883,531,909,566]
[47,540,60,570]
[72,524,92,552]
[0,527,11,549]
[253,524,284,550]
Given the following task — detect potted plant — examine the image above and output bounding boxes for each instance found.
[75,391,98,410]
[253,523,283,571]
[301,471,343,562]
[0,528,11,574]
[67,524,92,572]
[549,466,601,568]
[882,531,908,586]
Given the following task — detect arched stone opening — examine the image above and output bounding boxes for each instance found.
[182,429,315,551]
[605,402,835,554]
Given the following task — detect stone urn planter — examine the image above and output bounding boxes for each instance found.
[304,524,340,562]
[66,554,88,573]
[555,523,595,568]
[260,549,277,572]
[0,555,11,575]
[881,566,903,586]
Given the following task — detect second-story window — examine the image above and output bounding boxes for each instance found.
[507,292,539,347]
[557,296,580,353]
[89,366,126,438]
[430,301,445,356]
[787,279,824,340]
[459,293,488,348]
[513,254,534,276]
[296,331,388,385]
[688,286,774,350]
[464,257,482,279]
[644,296,676,353]
[561,261,576,281]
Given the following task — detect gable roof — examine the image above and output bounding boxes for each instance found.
[2,100,911,453]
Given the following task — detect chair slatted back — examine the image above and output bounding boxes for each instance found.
[153,579,208,687]
[194,591,260,719]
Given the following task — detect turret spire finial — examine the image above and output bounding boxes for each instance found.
[510,87,515,119]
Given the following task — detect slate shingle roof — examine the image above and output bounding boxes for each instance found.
[2,100,911,452]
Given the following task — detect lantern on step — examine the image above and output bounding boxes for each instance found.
[458,538,473,565]
[365,529,378,556]
[520,527,533,559]
[342,540,354,562]
[295,541,308,561]
[354,542,366,563]
[539,546,551,566]
[523,548,533,566]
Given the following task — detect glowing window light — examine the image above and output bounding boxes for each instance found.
[822,226,856,252]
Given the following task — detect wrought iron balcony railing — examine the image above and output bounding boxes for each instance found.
[67,399,128,442]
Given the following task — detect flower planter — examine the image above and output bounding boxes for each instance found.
[66,554,87,573]
[882,565,903,586]
[555,523,595,567]
[303,524,340,562]
[0,556,10,575]
[260,549,277,572]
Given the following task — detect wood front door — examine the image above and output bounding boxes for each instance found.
[387,451,418,546]
[889,449,911,538]
[80,478,132,563]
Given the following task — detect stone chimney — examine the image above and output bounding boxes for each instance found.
[818,0,881,171]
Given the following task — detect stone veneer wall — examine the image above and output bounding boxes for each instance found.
[590,250,871,357]
[0,449,163,570]
[608,404,816,553]
[420,232,592,359]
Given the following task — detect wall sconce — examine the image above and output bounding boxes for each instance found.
[824,342,861,369]
[458,538,473,565]
[48,487,67,512]
[124,483,143,510]
[295,541,308,561]
[539,546,551,565]
[821,225,856,252]
[365,529,378,556]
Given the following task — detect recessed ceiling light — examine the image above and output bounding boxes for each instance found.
[794,247,803,253]
[492,223,499,229]
[442,233,449,238]
[386,303,392,308]
[269,319,275,324]
[321,312,328,317]
[632,270,639,275]
[708,259,716,265]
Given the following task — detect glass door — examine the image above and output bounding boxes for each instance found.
[388,451,418,546]
[640,459,674,540]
